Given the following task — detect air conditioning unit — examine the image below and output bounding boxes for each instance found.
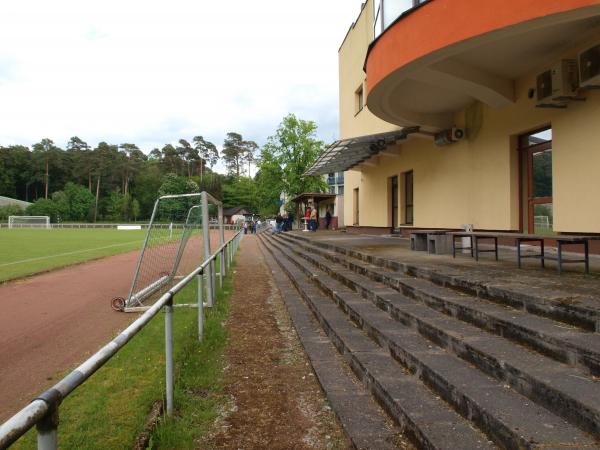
[434,128,465,146]
[579,43,600,88]
[536,60,579,107]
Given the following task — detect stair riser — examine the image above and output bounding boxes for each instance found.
[269,239,539,450]
[283,233,598,331]
[282,235,600,376]
[275,236,600,438]
[261,241,449,450]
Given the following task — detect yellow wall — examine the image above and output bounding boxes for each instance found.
[339,9,600,233]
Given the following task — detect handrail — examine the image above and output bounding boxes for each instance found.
[0,228,244,449]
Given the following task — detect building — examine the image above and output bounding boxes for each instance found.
[307,0,600,236]
[325,171,345,228]
[223,206,252,225]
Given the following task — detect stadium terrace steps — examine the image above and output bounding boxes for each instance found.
[282,233,600,333]
[258,232,600,449]
[258,239,403,450]
[278,233,600,376]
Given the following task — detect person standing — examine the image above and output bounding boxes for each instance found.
[325,209,332,230]
[275,213,284,233]
[310,207,318,232]
[304,207,311,231]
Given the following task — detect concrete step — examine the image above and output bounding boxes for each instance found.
[258,239,404,450]
[283,232,600,332]
[263,234,599,449]
[259,235,497,450]
[264,236,596,448]
[272,233,600,439]
[278,233,600,377]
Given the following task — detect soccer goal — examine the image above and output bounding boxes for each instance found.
[111,192,224,311]
[8,216,50,229]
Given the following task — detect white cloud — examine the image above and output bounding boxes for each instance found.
[0,0,365,172]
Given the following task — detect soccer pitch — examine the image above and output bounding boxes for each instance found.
[0,228,147,282]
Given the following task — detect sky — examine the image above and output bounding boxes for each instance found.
[0,0,365,173]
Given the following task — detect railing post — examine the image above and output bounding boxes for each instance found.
[211,260,216,300]
[36,407,58,450]
[165,296,174,417]
[219,250,224,288]
[197,271,203,341]
[201,192,213,307]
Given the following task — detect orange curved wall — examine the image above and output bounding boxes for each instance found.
[366,0,600,92]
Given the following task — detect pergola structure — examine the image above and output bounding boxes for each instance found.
[290,193,337,230]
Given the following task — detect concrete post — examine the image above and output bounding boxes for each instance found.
[197,272,203,341]
[165,298,174,417]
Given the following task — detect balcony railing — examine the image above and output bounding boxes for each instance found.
[373,0,430,39]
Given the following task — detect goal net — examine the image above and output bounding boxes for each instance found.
[116,193,207,310]
[8,216,50,229]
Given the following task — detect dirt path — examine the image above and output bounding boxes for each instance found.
[205,235,349,449]
[0,232,230,422]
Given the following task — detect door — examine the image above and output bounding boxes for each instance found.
[353,188,359,225]
[520,128,553,234]
[390,176,398,228]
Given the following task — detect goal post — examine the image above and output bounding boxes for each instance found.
[8,216,50,229]
[112,192,224,311]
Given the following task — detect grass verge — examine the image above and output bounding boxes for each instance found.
[12,259,234,449]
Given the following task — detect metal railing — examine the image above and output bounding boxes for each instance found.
[0,223,240,230]
[0,228,244,450]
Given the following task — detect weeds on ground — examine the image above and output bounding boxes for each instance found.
[11,262,234,450]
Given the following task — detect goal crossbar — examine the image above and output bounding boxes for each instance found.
[8,216,50,229]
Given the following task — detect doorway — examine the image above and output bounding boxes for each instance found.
[390,176,398,228]
[353,188,359,225]
[519,128,553,234]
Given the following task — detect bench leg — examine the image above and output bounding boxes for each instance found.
[540,239,545,268]
[557,242,562,275]
[475,237,479,261]
[452,237,456,258]
[585,240,590,274]
[517,239,522,268]
[470,236,474,258]
[494,237,498,261]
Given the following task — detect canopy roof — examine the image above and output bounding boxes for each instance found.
[290,193,336,204]
[305,127,420,176]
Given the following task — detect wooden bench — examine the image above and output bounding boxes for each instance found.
[448,231,600,274]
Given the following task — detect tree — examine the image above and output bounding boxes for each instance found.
[177,139,199,178]
[26,198,59,222]
[63,182,95,221]
[222,176,257,211]
[259,114,327,204]
[132,199,141,221]
[222,132,257,177]
[32,138,61,199]
[67,137,93,190]
[193,136,218,180]
[119,143,146,195]
[91,142,119,221]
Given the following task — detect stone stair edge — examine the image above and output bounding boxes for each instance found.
[282,232,600,331]
[264,235,599,448]
[259,235,497,450]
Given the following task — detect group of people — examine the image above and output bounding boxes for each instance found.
[304,206,332,232]
[273,213,294,233]
[243,219,260,234]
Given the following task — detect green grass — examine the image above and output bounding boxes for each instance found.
[0,229,146,282]
[12,259,234,449]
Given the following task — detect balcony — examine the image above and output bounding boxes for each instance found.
[327,176,336,185]
[373,0,429,39]
[365,0,600,131]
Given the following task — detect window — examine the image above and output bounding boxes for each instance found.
[337,185,344,195]
[403,170,413,225]
[355,84,364,114]
[329,186,336,195]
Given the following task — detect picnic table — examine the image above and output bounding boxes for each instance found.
[410,230,450,253]
[448,231,600,274]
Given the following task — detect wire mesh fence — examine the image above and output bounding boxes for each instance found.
[110,194,212,310]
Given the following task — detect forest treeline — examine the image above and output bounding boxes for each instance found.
[0,114,327,222]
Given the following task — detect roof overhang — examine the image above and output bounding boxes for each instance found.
[290,193,336,204]
[305,127,420,176]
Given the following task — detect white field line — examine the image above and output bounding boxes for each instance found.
[0,241,141,268]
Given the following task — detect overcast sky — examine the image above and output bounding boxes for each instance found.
[0,0,365,173]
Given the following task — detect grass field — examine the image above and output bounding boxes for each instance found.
[0,228,147,282]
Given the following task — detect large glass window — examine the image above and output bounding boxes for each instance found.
[375,0,425,38]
